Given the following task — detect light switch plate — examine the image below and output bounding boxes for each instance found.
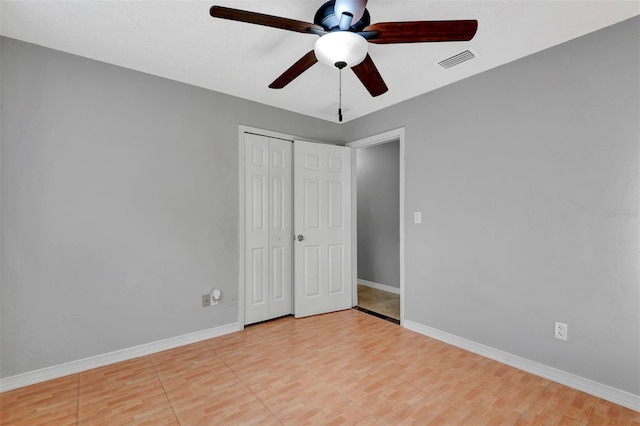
[414,212,422,224]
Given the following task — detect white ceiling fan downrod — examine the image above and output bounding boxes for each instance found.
[333,0,367,26]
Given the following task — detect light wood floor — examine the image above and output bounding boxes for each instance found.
[1,310,638,425]
[357,285,400,321]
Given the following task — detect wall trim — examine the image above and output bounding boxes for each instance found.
[358,279,400,295]
[403,320,640,412]
[0,322,241,393]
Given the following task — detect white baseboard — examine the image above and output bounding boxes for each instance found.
[403,320,640,412]
[358,279,400,295]
[0,322,241,393]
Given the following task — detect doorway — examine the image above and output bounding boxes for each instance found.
[356,140,400,323]
[347,128,405,325]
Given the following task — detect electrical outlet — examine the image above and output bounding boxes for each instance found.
[202,294,211,307]
[554,322,568,341]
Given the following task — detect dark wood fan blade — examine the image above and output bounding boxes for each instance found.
[210,6,325,35]
[351,54,388,97]
[364,20,478,44]
[269,51,318,89]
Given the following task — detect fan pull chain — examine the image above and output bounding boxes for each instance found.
[338,67,343,123]
[335,61,347,123]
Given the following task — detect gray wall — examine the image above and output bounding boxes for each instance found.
[0,37,340,377]
[343,17,640,395]
[357,141,400,288]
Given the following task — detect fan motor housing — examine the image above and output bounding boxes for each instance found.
[314,0,370,31]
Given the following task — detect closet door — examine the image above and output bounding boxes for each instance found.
[268,138,293,319]
[244,133,292,325]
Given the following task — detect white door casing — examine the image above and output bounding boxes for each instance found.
[243,133,292,325]
[293,141,352,318]
[346,127,405,325]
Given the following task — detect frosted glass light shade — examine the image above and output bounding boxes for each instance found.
[314,32,368,68]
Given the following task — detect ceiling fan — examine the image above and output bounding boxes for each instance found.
[210,0,478,97]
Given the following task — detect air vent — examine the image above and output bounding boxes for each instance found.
[438,49,476,69]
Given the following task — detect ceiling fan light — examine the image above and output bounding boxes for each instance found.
[314,31,368,68]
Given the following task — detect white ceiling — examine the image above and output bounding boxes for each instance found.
[1,1,638,123]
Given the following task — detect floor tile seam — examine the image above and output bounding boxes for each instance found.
[239,378,286,425]
[208,348,272,399]
[162,381,247,417]
[388,373,440,405]
[429,370,595,419]
[150,361,231,377]
[431,382,541,419]
[320,382,430,426]
[252,330,321,346]
[345,372,439,417]
[213,338,311,373]
[78,363,161,387]
[252,328,333,342]
[78,356,156,376]
[147,356,182,426]
[173,339,227,358]
[519,402,591,425]
[286,364,389,419]
[75,373,80,426]
[77,379,169,401]
[77,406,178,426]
[552,404,609,424]
[537,378,604,415]
[149,346,219,365]
[249,319,335,342]
[199,331,258,354]
[148,349,227,372]
[321,387,378,420]
[207,328,298,359]
[240,327,273,345]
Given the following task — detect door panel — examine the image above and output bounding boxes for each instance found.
[245,134,270,324]
[244,134,292,325]
[328,244,344,294]
[272,246,285,300]
[268,138,293,319]
[251,248,266,304]
[294,141,352,318]
[303,179,320,229]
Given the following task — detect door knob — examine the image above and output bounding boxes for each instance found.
[297,235,304,241]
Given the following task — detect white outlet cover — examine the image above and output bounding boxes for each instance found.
[414,212,422,224]
[554,322,568,341]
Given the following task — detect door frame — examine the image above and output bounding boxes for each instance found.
[346,128,406,325]
[237,125,329,329]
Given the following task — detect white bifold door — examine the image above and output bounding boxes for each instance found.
[244,133,293,325]
[243,135,351,324]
